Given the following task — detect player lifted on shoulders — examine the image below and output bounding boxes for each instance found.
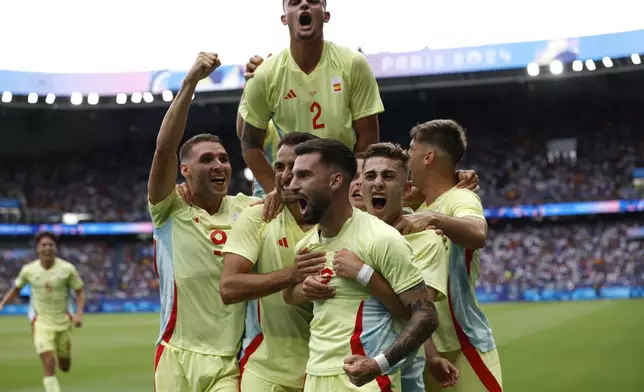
[0,232,85,392]
[239,0,383,197]
[397,120,503,391]
[148,52,258,392]
[283,138,438,391]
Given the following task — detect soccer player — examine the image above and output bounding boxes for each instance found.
[148,52,258,392]
[218,132,323,391]
[349,152,367,210]
[283,138,438,391]
[0,231,85,392]
[238,0,383,198]
[399,120,503,391]
[331,142,459,390]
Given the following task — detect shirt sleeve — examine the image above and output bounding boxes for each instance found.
[450,189,486,221]
[239,64,272,130]
[14,266,29,289]
[67,265,84,290]
[368,229,423,294]
[148,189,185,228]
[221,205,265,265]
[349,52,385,120]
[411,232,448,301]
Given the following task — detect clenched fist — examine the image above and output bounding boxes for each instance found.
[185,52,221,85]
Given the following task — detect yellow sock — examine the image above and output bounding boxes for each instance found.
[43,376,60,392]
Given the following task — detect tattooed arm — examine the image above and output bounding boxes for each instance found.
[240,122,275,193]
[343,281,438,387]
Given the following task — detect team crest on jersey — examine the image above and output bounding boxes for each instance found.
[331,77,343,93]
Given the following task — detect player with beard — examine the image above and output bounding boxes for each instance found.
[283,138,438,391]
[239,0,383,200]
[397,120,502,391]
[217,132,321,391]
[148,53,258,392]
[0,232,85,392]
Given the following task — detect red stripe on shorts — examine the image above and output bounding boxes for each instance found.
[350,301,393,392]
[238,301,264,384]
[447,275,502,392]
[154,344,166,392]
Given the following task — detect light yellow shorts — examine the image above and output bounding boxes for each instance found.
[304,371,402,392]
[241,369,302,392]
[425,347,503,392]
[154,342,239,392]
[33,323,72,357]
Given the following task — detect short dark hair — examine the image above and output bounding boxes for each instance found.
[362,142,410,175]
[179,133,223,162]
[35,231,57,246]
[278,132,319,149]
[283,0,326,10]
[355,152,366,160]
[410,119,467,165]
[294,138,357,186]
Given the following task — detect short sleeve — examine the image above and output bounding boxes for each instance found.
[222,205,265,265]
[408,232,448,301]
[15,266,29,289]
[67,265,84,290]
[368,229,423,294]
[450,190,486,221]
[148,190,186,228]
[239,65,272,130]
[349,53,384,120]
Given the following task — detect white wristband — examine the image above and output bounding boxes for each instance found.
[356,264,374,287]
[373,353,391,374]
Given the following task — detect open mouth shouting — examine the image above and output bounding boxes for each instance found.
[351,189,362,203]
[371,194,387,212]
[211,174,226,187]
[297,197,309,215]
[299,11,312,30]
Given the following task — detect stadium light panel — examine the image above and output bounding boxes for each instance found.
[70,92,83,105]
[45,93,56,104]
[87,93,99,105]
[602,57,613,68]
[585,59,596,71]
[527,62,539,76]
[27,93,38,104]
[549,60,563,75]
[131,92,142,104]
[1,91,12,103]
[162,90,173,102]
[143,92,154,103]
[244,168,254,181]
[632,53,641,65]
[116,93,127,104]
[572,60,583,72]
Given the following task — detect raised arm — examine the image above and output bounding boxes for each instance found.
[148,52,220,204]
[241,123,274,192]
[350,53,383,152]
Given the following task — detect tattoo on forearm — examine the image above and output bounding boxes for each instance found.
[384,282,438,366]
[241,124,265,151]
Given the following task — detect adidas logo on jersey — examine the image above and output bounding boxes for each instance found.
[284,89,297,100]
[277,237,289,248]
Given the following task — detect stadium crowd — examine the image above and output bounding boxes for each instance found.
[2,220,642,299]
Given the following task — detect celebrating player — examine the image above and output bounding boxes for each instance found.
[238,0,383,197]
[0,232,85,392]
[218,132,321,391]
[148,52,257,392]
[399,120,503,391]
[283,138,438,391]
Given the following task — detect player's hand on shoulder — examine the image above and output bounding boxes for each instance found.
[185,52,221,85]
[428,356,459,388]
[301,275,335,301]
[176,182,193,205]
[332,249,364,280]
[261,189,283,222]
[244,53,272,81]
[343,355,381,387]
[394,211,437,235]
[456,169,480,193]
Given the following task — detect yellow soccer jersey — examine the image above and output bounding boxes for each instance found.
[417,187,496,354]
[15,258,83,331]
[404,231,448,302]
[222,205,314,388]
[296,208,422,377]
[149,190,258,356]
[239,40,384,152]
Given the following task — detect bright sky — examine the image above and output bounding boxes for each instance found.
[0,0,640,73]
